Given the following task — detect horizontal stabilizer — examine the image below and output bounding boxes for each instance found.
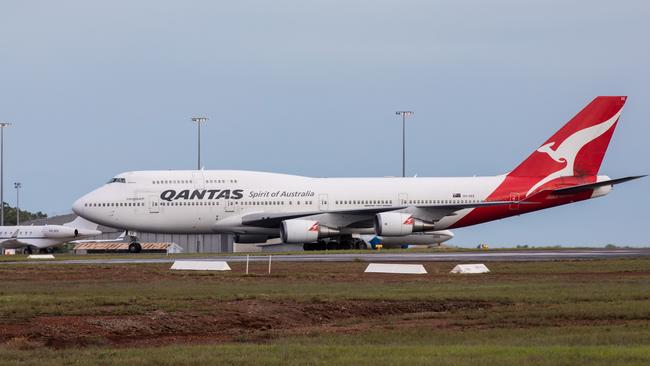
[552,175,645,195]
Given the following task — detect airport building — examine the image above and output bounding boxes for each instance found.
[25,214,233,253]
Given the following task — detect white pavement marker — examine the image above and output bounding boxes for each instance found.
[364,263,427,274]
[27,254,55,260]
[450,263,490,274]
[170,261,231,271]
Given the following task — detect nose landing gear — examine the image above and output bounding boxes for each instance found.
[128,242,142,253]
[127,231,142,253]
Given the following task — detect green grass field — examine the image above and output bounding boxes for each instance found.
[1,258,649,365]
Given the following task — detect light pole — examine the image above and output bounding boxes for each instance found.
[191,117,208,170]
[14,182,20,226]
[395,111,413,177]
[0,122,11,225]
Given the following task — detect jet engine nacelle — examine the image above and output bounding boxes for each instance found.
[42,226,78,239]
[280,219,340,244]
[374,212,435,236]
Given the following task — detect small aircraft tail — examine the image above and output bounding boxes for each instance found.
[64,216,99,230]
[510,96,626,179]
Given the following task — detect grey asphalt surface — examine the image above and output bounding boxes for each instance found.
[2,248,649,265]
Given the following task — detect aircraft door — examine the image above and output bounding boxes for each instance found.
[398,193,408,205]
[319,194,329,211]
[192,171,205,189]
[148,195,160,214]
[224,200,235,212]
[509,192,520,211]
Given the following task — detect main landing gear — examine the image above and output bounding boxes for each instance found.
[303,235,368,251]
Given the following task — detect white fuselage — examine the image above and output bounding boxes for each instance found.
[359,230,455,249]
[73,170,505,235]
[0,224,100,250]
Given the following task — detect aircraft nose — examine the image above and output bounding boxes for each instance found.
[72,197,85,216]
[439,230,454,241]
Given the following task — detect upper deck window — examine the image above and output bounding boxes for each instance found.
[107,177,126,184]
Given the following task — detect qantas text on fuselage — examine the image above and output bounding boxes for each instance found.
[72,97,643,244]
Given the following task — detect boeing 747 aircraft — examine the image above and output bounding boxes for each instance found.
[73,97,643,252]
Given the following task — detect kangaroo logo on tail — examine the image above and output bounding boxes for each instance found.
[526,109,622,197]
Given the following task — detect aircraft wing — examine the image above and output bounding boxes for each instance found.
[70,231,126,244]
[1,238,22,247]
[240,200,519,228]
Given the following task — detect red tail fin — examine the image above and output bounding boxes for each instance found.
[510,96,626,181]
[448,97,628,229]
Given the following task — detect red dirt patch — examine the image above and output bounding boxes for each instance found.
[1,298,493,348]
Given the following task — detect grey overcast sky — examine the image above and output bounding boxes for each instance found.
[0,0,648,247]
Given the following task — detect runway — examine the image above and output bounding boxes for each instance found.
[3,248,649,265]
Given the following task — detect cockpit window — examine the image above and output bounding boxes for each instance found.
[107,177,126,184]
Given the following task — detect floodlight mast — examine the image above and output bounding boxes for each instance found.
[0,122,11,225]
[14,182,21,225]
[191,117,208,170]
[395,111,414,177]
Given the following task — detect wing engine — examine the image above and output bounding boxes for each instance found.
[374,212,435,236]
[280,219,340,244]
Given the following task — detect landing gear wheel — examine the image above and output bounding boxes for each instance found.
[353,239,368,250]
[23,247,33,255]
[128,243,142,253]
[338,235,354,250]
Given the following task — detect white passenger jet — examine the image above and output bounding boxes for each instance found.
[73,96,643,253]
[357,230,454,250]
[0,217,101,254]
